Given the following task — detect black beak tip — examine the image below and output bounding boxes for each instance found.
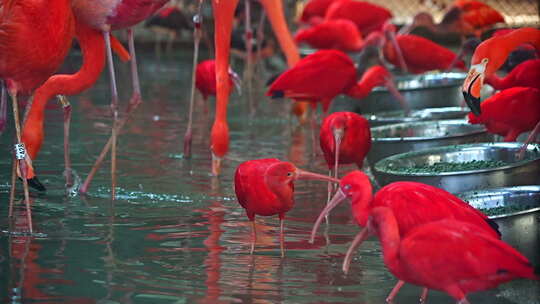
[27,176,46,192]
[462,91,482,116]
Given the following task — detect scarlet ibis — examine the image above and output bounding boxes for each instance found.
[462,27,540,115]
[367,207,538,304]
[298,0,336,25]
[0,0,75,232]
[195,60,241,102]
[486,59,540,90]
[309,170,500,302]
[267,50,408,114]
[400,0,505,38]
[21,20,130,190]
[234,158,339,257]
[72,0,169,198]
[324,0,392,36]
[468,87,540,142]
[294,19,371,53]
[319,112,371,179]
[383,23,466,74]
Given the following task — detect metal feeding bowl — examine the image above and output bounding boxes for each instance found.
[373,143,540,193]
[368,120,492,169]
[356,72,467,114]
[366,107,469,127]
[457,186,540,267]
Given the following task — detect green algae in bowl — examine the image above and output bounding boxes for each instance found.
[373,143,540,194]
[458,186,540,218]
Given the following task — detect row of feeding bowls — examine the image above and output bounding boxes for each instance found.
[367,119,492,169]
[373,142,540,194]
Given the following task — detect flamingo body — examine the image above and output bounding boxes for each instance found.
[384,34,465,73]
[370,207,538,302]
[0,0,75,94]
[486,59,540,90]
[294,19,363,52]
[325,0,391,36]
[468,87,540,141]
[319,112,371,169]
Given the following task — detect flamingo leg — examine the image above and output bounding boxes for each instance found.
[0,82,6,133]
[127,29,142,105]
[279,217,285,258]
[518,121,540,159]
[9,157,16,218]
[183,0,204,159]
[310,103,317,156]
[102,31,119,200]
[250,220,257,255]
[58,95,73,188]
[420,287,429,303]
[7,88,32,233]
[254,11,266,76]
[244,0,256,116]
[385,280,405,303]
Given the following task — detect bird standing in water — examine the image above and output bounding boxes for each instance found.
[310,170,500,302]
[0,0,75,232]
[234,158,339,257]
[367,207,538,304]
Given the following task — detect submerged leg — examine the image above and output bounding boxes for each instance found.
[250,219,257,255]
[419,287,429,303]
[58,96,73,188]
[386,280,406,303]
[279,217,285,258]
[8,87,32,233]
[127,28,142,105]
[183,0,204,158]
[0,82,6,133]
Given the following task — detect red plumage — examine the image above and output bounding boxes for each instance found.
[325,0,392,36]
[294,19,363,52]
[384,34,465,74]
[486,59,540,90]
[468,87,540,141]
[369,207,537,302]
[195,59,235,100]
[299,0,336,24]
[453,0,505,29]
[319,112,371,169]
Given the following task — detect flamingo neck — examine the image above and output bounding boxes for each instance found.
[370,208,401,272]
[259,0,300,66]
[485,73,508,90]
[22,21,106,159]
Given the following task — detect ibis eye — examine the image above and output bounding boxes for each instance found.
[287,172,293,177]
[343,184,352,191]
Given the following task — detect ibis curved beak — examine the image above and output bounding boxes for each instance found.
[462,59,488,116]
[295,168,340,184]
[309,188,347,243]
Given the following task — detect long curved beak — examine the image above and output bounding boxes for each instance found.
[462,60,488,116]
[295,168,340,183]
[342,228,369,274]
[309,188,347,243]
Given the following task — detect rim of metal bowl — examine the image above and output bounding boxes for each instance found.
[371,119,487,142]
[366,107,468,124]
[457,185,540,219]
[374,142,540,176]
[373,72,467,92]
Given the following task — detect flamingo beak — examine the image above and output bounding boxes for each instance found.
[309,188,347,243]
[17,155,46,191]
[229,68,242,95]
[294,168,340,183]
[462,59,488,116]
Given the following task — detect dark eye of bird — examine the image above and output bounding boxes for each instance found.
[287,172,293,177]
[343,184,351,191]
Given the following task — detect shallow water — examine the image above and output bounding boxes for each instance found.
[1,51,538,304]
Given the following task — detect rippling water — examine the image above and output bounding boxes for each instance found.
[1,51,538,304]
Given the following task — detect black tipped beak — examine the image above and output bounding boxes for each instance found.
[462,91,482,116]
[27,176,46,191]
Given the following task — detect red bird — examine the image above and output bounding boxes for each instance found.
[462,27,540,115]
[299,0,336,25]
[267,50,407,114]
[234,158,339,257]
[383,24,466,74]
[319,112,371,178]
[325,0,392,36]
[295,19,381,53]
[367,207,538,304]
[195,59,240,101]
[486,59,540,91]
[0,0,75,232]
[310,170,500,302]
[468,87,540,142]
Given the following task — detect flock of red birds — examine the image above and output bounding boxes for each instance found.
[1,0,539,303]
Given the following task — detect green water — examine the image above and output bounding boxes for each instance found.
[0,51,538,303]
